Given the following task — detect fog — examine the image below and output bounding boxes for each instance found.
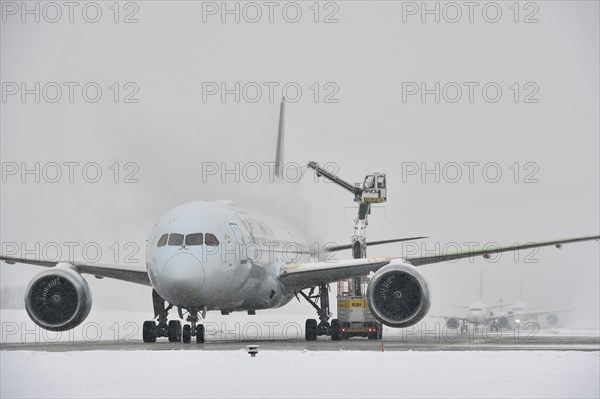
[1,2,598,327]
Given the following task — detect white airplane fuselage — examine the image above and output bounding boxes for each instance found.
[506,300,528,319]
[145,201,309,311]
[465,301,491,324]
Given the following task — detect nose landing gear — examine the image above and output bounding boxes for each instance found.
[181,307,206,344]
[142,289,206,344]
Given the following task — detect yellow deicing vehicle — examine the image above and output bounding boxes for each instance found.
[306,162,388,340]
[334,277,382,340]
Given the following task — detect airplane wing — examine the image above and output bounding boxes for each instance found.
[508,306,595,320]
[448,304,470,309]
[325,237,428,252]
[0,255,151,286]
[429,315,468,322]
[405,235,600,266]
[279,235,599,290]
[280,257,392,290]
[488,303,516,310]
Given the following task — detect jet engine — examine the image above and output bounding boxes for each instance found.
[25,263,92,331]
[367,262,431,328]
[546,313,558,326]
[446,317,460,329]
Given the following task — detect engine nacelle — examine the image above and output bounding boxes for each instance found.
[25,263,92,331]
[446,317,460,329]
[546,313,558,326]
[367,262,431,328]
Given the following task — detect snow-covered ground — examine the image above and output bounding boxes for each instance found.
[535,328,600,337]
[2,309,599,397]
[1,350,598,398]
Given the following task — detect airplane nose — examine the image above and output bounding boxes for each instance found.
[161,253,205,306]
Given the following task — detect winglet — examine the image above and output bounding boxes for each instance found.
[274,97,285,179]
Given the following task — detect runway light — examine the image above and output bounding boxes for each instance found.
[246,345,259,357]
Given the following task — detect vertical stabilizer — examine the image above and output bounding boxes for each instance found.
[274,97,285,179]
[520,273,523,301]
[479,269,483,301]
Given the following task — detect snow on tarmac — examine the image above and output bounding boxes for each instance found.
[1,350,598,398]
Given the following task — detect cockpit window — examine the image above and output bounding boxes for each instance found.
[157,234,168,247]
[205,233,219,246]
[470,308,482,311]
[185,233,203,246]
[168,233,184,246]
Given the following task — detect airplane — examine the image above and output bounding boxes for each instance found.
[440,271,504,332]
[490,291,586,329]
[441,272,589,331]
[443,302,494,331]
[491,299,549,328]
[1,99,599,344]
[486,299,586,329]
[496,274,547,326]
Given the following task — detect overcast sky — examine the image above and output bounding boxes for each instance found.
[1,1,598,326]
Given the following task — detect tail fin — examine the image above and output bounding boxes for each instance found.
[274,97,285,179]
[479,269,483,301]
[520,273,523,301]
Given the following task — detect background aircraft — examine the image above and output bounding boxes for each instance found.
[441,271,591,331]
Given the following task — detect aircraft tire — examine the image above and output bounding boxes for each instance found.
[183,325,192,343]
[143,321,157,343]
[196,325,205,344]
[168,320,182,342]
[305,319,318,341]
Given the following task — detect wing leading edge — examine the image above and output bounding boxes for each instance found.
[0,255,151,286]
[279,235,600,291]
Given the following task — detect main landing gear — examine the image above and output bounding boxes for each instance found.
[142,289,205,344]
[299,284,333,341]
